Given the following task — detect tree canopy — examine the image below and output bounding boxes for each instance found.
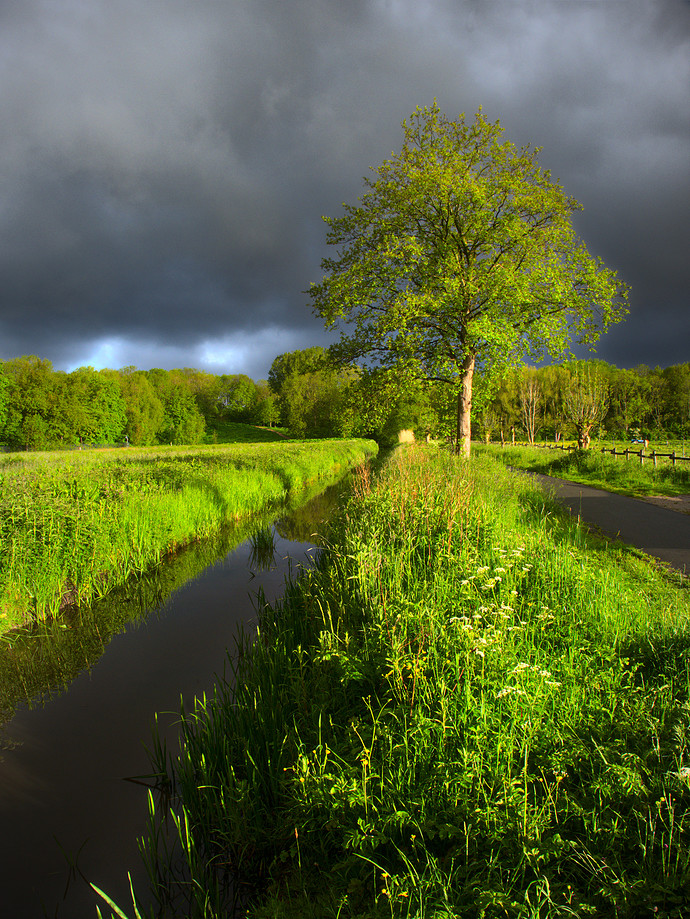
[310,102,629,456]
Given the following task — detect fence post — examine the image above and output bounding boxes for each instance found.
[625,448,629,461]
[639,448,644,465]
[652,450,657,468]
[672,451,677,467]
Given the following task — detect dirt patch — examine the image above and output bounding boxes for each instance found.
[642,494,690,516]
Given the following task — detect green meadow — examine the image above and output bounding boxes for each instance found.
[478,442,690,499]
[99,446,690,919]
[0,437,377,635]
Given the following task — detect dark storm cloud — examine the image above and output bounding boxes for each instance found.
[0,0,687,379]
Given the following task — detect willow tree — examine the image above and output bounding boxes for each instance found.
[563,363,611,449]
[309,103,628,456]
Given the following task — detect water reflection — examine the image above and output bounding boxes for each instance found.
[0,471,349,733]
[248,526,277,571]
[0,471,352,919]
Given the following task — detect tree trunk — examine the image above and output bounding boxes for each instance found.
[576,424,592,449]
[455,353,475,458]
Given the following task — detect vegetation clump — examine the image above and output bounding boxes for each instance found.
[112,447,690,918]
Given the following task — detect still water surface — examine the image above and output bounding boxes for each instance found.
[0,482,342,918]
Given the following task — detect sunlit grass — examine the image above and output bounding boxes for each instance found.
[205,420,289,443]
[478,442,690,498]
[0,439,377,634]
[103,446,690,918]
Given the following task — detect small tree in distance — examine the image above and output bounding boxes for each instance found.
[519,368,541,445]
[563,363,610,449]
[310,103,629,457]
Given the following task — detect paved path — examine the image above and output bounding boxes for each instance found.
[533,474,690,575]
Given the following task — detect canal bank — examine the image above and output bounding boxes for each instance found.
[0,476,349,919]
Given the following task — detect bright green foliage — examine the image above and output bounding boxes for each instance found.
[215,374,259,422]
[146,369,207,444]
[310,103,628,455]
[662,365,690,434]
[0,365,10,434]
[0,357,286,450]
[253,380,281,428]
[126,447,690,918]
[1,362,128,447]
[1,355,56,449]
[610,367,653,437]
[268,347,358,437]
[338,366,448,443]
[117,369,166,445]
[61,367,128,444]
[268,347,327,394]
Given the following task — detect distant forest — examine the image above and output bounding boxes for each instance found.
[0,350,688,450]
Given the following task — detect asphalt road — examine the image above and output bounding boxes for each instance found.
[533,474,690,576]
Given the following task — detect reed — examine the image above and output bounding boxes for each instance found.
[98,446,690,918]
[0,439,377,634]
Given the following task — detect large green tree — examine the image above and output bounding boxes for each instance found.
[1,355,56,450]
[310,103,628,456]
[268,347,357,436]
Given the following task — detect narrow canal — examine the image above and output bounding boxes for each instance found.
[0,478,345,918]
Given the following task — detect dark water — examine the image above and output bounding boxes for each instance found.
[0,482,344,919]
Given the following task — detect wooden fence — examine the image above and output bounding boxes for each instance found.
[501,440,690,467]
[599,445,690,467]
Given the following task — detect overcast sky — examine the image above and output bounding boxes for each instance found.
[0,0,687,381]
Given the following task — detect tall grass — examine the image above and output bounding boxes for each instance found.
[0,440,377,634]
[478,442,690,498]
[101,446,690,918]
[0,466,356,732]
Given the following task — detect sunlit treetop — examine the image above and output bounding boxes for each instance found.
[310,102,629,454]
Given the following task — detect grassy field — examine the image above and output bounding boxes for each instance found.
[205,421,290,443]
[477,442,690,499]
[0,438,377,634]
[99,445,690,918]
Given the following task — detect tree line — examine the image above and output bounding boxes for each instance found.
[0,357,278,450]
[1,350,687,452]
[478,360,690,447]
